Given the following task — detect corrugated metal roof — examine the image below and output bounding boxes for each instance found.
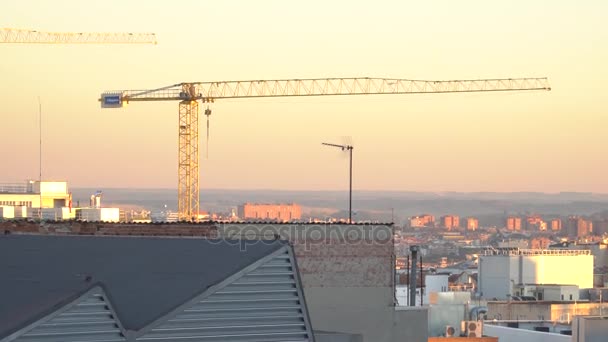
[9,287,126,342]
[137,247,313,341]
[0,235,286,339]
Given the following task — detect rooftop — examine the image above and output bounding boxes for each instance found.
[0,234,286,339]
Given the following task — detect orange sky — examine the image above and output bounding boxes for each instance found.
[1,1,607,192]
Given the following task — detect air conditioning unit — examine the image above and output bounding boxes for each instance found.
[466,320,484,337]
[445,325,456,337]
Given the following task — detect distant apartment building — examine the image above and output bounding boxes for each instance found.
[505,216,522,231]
[566,216,593,238]
[593,219,608,236]
[409,214,435,228]
[464,217,479,231]
[237,203,301,222]
[440,215,459,230]
[550,218,562,231]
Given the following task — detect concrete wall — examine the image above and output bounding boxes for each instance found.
[573,316,608,342]
[521,255,593,289]
[544,285,579,301]
[487,302,552,321]
[425,275,449,303]
[219,223,428,342]
[427,304,468,337]
[478,255,511,299]
[483,325,569,342]
[305,287,427,342]
[315,331,363,342]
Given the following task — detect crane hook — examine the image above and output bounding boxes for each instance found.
[205,107,212,159]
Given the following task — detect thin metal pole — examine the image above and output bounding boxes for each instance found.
[410,246,418,306]
[349,147,352,224]
[38,97,42,219]
[420,254,424,306]
[406,255,410,306]
[321,142,354,224]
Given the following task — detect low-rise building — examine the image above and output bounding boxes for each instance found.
[513,284,579,301]
[0,181,70,210]
[237,203,301,221]
[76,208,120,222]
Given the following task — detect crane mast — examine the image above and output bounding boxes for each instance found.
[0,28,157,44]
[100,77,551,221]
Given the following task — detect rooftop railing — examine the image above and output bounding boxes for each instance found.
[482,247,591,256]
[0,183,31,193]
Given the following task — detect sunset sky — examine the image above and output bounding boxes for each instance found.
[1,0,607,192]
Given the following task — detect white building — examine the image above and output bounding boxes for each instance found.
[478,248,593,300]
[0,181,71,219]
[151,211,179,222]
[396,274,449,306]
[76,208,120,222]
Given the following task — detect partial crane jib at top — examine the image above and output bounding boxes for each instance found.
[0,28,157,44]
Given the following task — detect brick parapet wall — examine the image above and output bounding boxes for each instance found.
[219,223,395,287]
[1,221,394,288]
[0,220,218,237]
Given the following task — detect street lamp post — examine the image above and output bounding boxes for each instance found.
[322,142,354,224]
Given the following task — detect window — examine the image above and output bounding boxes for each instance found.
[561,294,564,300]
[570,294,573,300]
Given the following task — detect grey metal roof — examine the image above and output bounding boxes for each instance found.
[0,235,285,339]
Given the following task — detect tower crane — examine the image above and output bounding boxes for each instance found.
[100,77,551,221]
[0,28,156,44]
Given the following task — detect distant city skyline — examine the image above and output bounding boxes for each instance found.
[1,1,607,192]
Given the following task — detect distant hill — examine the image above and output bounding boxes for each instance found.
[71,188,608,223]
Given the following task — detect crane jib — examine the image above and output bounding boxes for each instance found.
[97,76,551,222]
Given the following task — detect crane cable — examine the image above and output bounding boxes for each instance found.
[205,107,212,159]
